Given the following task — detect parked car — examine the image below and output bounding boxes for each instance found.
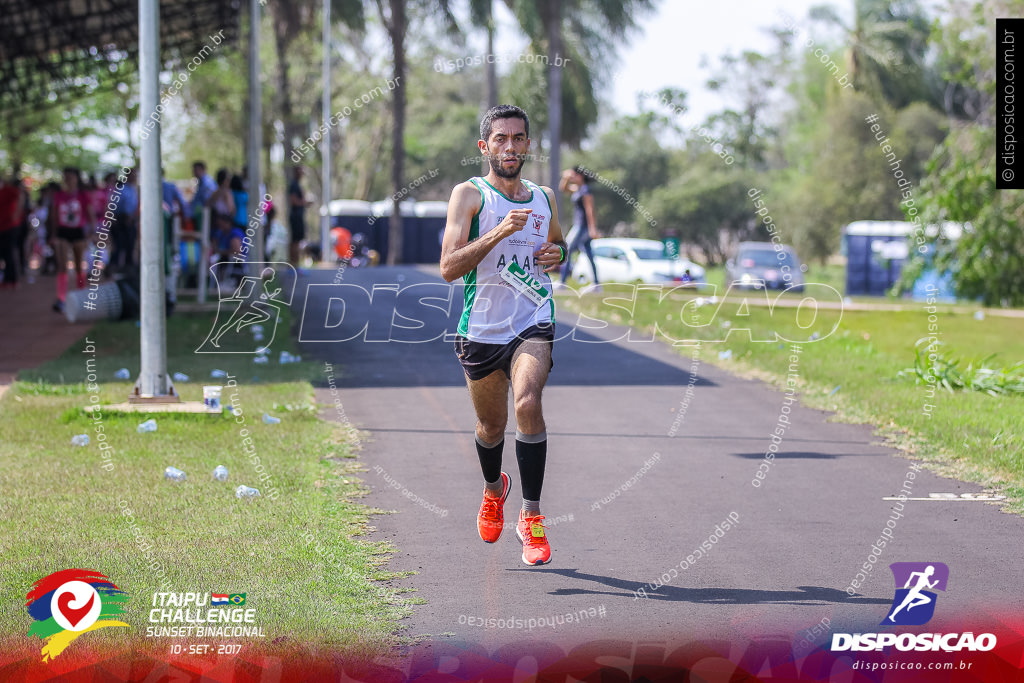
[568,238,706,286]
[725,242,804,292]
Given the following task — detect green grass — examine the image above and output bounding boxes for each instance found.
[0,305,413,658]
[558,288,1024,512]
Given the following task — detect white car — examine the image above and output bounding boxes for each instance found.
[567,238,706,286]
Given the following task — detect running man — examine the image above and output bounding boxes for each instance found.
[888,565,939,622]
[208,271,282,348]
[440,104,567,566]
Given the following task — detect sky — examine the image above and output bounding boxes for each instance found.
[486,0,851,129]
[608,0,849,124]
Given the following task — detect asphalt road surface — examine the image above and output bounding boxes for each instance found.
[300,265,1022,666]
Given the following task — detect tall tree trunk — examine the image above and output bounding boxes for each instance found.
[542,0,562,209]
[485,12,497,108]
[386,0,406,265]
[273,24,303,184]
[354,119,388,200]
[482,11,497,177]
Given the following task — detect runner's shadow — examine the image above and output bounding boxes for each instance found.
[731,451,842,460]
[508,567,890,605]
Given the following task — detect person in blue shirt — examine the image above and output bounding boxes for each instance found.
[189,161,217,226]
[112,167,139,275]
[162,171,187,219]
[213,210,246,287]
[230,174,248,231]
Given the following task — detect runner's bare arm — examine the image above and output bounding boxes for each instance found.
[440,182,532,282]
[535,186,566,274]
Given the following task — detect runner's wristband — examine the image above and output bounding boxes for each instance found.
[557,245,566,263]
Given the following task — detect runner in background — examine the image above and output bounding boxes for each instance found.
[558,166,600,287]
[49,168,94,312]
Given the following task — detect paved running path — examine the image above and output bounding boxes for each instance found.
[301,266,1023,658]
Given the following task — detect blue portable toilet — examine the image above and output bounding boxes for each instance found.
[369,199,418,263]
[844,220,962,299]
[414,201,449,264]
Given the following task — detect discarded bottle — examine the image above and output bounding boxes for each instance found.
[251,325,264,334]
[70,434,90,447]
[213,465,229,482]
[718,349,733,360]
[114,368,131,380]
[137,418,158,433]
[210,369,228,378]
[255,346,269,355]
[172,372,190,382]
[164,466,187,481]
[279,351,293,364]
[254,355,269,365]
[253,332,265,342]
[235,485,261,499]
[262,413,281,425]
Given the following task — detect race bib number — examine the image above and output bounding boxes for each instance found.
[500,261,549,306]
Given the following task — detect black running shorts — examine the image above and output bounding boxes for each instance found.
[454,323,555,381]
[56,227,86,242]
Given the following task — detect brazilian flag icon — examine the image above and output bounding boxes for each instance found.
[229,593,246,606]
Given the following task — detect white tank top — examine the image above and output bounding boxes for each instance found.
[457,177,555,343]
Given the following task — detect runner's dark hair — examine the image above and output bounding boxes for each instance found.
[480,104,530,141]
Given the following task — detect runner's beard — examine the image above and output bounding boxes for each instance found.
[489,154,525,179]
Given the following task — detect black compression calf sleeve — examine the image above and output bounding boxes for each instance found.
[515,430,547,502]
[476,435,504,485]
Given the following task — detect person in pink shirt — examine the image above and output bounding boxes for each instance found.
[48,167,94,312]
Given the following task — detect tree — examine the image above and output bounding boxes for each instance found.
[704,49,788,170]
[809,0,937,109]
[641,151,753,264]
[467,0,498,109]
[566,109,673,231]
[898,0,1024,305]
[502,0,655,193]
[369,0,456,264]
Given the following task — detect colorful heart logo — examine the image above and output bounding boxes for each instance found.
[56,591,95,629]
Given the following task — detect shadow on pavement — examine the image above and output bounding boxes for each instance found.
[509,567,891,605]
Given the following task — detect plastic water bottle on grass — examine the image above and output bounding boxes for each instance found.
[262,414,280,425]
[70,434,90,447]
[164,466,187,481]
[114,368,130,379]
[137,418,158,433]
[236,485,261,499]
[213,465,229,482]
[172,372,190,382]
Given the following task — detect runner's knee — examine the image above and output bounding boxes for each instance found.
[477,420,506,443]
[513,391,542,420]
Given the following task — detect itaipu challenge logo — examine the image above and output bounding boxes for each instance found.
[26,569,129,662]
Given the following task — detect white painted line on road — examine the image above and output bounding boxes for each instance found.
[882,493,1006,501]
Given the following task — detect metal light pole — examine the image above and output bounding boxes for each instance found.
[248,0,264,263]
[320,0,331,263]
[133,0,176,402]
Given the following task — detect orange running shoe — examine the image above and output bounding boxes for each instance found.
[477,472,511,543]
[516,511,551,565]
